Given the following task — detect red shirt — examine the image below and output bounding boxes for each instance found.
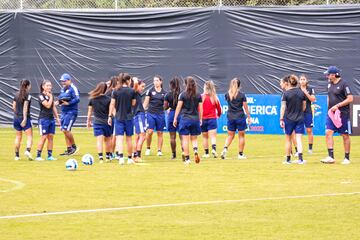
[202,94,222,119]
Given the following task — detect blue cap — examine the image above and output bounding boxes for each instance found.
[60,73,71,81]
[324,66,340,76]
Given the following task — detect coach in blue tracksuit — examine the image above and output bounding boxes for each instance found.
[58,73,80,156]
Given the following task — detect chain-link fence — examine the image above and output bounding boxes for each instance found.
[1,0,360,9]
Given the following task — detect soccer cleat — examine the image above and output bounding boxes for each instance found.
[134,157,142,163]
[14,156,20,161]
[321,156,335,164]
[99,159,104,164]
[145,149,151,156]
[24,151,33,160]
[35,157,44,161]
[68,147,79,156]
[211,149,218,158]
[295,159,306,164]
[119,158,125,165]
[46,156,57,161]
[157,151,163,156]
[59,150,70,156]
[202,154,210,158]
[282,160,292,165]
[308,149,313,154]
[238,154,247,160]
[194,152,200,164]
[220,149,227,160]
[181,152,186,162]
[341,159,351,165]
[184,159,191,165]
[127,158,135,165]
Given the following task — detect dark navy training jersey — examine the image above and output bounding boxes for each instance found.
[225,91,247,120]
[303,87,315,114]
[146,87,166,114]
[164,92,178,110]
[133,92,145,115]
[39,93,54,120]
[328,79,352,117]
[88,95,111,125]
[13,93,32,119]
[112,87,136,121]
[178,92,202,120]
[59,83,80,113]
[282,88,306,122]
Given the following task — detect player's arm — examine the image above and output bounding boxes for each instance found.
[53,104,61,126]
[198,102,203,126]
[108,98,115,126]
[86,106,93,128]
[173,100,183,127]
[68,88,80,106]
[216,97,222,117]
[337,95,353,108]
[302,100,306,112]
[12,101,16,113]
[303,89,316,102]
[41,94,53,109]
[21,99,29,127]
[243,102,251,125]
[143,96,150,110]
[280,101,286,128]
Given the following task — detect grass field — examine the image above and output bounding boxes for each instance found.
[0,128,359,240]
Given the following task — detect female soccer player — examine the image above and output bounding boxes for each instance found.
[13,79,33,160]
[109,73,136,165]
[143,75,166,156]
[173,76,203,164]
[35,80,60,161]
[220,78,251,160]
[299,75,316,154]
[280,76,297,156]
[280,75,306,164]
[106,75,121,158]
[87,82,112,163]
[132,77,146,162]
[201,80,221,158]
[164,77,182,159]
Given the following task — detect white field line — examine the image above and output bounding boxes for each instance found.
[0,191,359,220]
[0,178,25,193]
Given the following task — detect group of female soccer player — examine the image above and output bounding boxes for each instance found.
[12,73,253,164]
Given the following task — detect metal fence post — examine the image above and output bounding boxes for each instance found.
[20,0,23,9]
[115,0,118,9]
[218,0,223,6]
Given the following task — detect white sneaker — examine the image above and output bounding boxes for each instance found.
[211,149,218,158]
[35,157,44,161]
[14,156,20,161]
[99,159,104,164]
[238,154,247,160]
[157,151,163,156]
[321,156,335,164]
[127,158,135,165]
[220,149,227,160]
[282,160,292,164]
[308,149,313,154]
[145,149,151,156]
[202,154,210,158]
[119,158,125,165]
[184,159,191,165]
[341,159,351,165]
[295,159,306,164]
[24,151,33,160]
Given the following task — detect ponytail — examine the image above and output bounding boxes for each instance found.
[18,79,31,102]
[228,78,240,101]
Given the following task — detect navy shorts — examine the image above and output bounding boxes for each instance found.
[201,118,217,132]
[326,115,352,135]
[167,110,180,132]
[39,118,55,135]
[179,119,201,136]
[227,118,247,132]
[304,112,313,128]
[60,112,77,131]
[284,119,304,135]
[146,112,166,131]
[133,112,146,134]
[13,118,32,131]
[114,119,134,136]
[93,123,112,137]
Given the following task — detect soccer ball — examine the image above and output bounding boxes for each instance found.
[65,159,78,171]
[81,154,94,165]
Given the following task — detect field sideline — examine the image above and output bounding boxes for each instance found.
[0,128,359,239]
